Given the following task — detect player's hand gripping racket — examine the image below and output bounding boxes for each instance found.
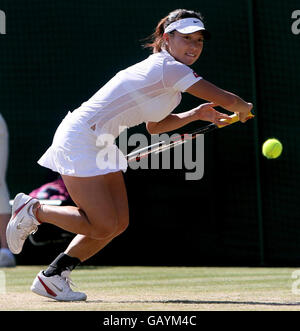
[126,112,254,162]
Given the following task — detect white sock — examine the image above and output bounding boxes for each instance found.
[28,204,35,218]
[28,204,40,224]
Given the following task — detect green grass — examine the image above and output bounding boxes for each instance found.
[0,266,300,310]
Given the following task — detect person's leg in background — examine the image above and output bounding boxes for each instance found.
[0,114,15,267]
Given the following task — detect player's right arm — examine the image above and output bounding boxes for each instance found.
[186,79,253,122]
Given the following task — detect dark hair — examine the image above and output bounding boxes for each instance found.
[143,9,207,53]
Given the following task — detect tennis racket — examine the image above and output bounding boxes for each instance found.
[126,112,254,162]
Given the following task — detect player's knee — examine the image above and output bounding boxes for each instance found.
[94,215,128,239]
[91,216,119,240]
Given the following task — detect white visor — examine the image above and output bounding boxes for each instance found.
[164,18,210,38]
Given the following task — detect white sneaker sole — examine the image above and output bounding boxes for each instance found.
[31,286,87,302]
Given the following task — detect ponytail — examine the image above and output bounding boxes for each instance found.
[143,16,168,53]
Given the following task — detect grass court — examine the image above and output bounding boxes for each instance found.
[0,266,300,311]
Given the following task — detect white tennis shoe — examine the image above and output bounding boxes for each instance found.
[6,193,40,254]
[31,270,87,301]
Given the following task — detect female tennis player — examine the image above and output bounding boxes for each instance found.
[6,9,252,301]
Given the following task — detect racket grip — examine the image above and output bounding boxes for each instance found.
[217,111,255,128]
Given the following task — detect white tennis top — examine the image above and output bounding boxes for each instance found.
[72,50,202,138]
[38,50,203,176]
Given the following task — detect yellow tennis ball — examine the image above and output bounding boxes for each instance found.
[262,138,283,159]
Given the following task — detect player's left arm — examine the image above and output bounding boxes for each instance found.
[186,79,253,122]
[146,103,231,135]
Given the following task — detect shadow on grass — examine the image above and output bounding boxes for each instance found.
[85,299,300,307]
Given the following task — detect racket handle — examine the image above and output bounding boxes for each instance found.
[217,111,255,128]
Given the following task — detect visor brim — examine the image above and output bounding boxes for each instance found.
[176,27,211,40]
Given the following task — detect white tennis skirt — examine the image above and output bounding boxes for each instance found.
[38,112,128,177]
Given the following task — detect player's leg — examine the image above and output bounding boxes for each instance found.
[63,170,129,261]
[31,171,129,301]
[33,176,117,239]
[27,171,127,242]
[42,170,128,275]
[6,172,120,254]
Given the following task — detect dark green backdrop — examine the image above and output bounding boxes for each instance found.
[0,0,299,266]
